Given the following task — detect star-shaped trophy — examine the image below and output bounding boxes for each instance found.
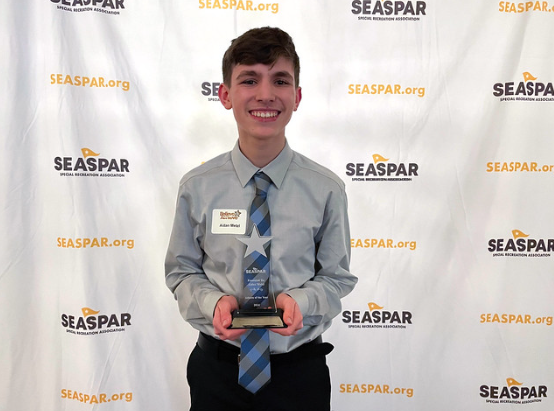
[229,224,286,329]
[236,224,272,258]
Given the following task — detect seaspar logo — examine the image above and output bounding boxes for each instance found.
[50,0,125,15]
[493,72,554,102]
[499,1,554,13]
[348,83,425,97]
[480,312,553,326]
[201,81,221,102]
[351,0,427,21]
[486,161,554,173]
[480,378,547,405]
[351,237,417,250]
[342,302,413,329]
[339,382,414,397]
[488,229,553,258]
[54,148,130,178]
[51,73,130,91]
[61,307,132,336]
[57,237,135,249]
[61,389,132,405]
[199,0,279,14]
[346,154,419,182]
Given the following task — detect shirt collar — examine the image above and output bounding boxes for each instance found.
[231,140,293,189]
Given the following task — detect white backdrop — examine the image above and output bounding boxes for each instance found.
[2,1,554,410]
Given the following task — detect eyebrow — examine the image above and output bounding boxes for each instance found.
[235,70,259,81]
[272,71,294,81]
[234,69,294,82]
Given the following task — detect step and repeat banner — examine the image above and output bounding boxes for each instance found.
[1,1,553,410]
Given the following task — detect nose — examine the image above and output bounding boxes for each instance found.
[256,79,275,102]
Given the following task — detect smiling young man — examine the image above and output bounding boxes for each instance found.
[165,27,357,411]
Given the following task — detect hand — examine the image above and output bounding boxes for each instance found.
[270,293,303,336]
[213,295,247,341]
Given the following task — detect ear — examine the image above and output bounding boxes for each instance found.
[218,83,233,110]
[293,87,302,111]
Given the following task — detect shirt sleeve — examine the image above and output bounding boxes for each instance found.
[164,183,226,327]
[286,185,358,326]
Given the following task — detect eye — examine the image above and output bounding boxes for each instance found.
[241,79,257,85]
[275,79,290,86]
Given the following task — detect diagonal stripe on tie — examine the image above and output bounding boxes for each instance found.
[239,328,271,393]
[250,209,270,234]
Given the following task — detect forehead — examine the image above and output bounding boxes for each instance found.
[231,57,295,80]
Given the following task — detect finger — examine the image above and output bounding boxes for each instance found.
[269,327,294,336]
[219,311,231,329]
[220,328,247,341]
[283,300,295,325]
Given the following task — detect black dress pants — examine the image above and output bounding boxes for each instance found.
[187,335,332,411]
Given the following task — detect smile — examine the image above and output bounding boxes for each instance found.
[250,110,279,118]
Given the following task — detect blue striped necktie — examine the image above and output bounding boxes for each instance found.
[238,171,272,394]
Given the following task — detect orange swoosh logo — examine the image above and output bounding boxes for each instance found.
[81,307,100,317]
[507,378,522,387]
[368,302,384,311]
[522,72,537,82]
[372,154,389,163]
[512,230,529,239]
[81,148,100,158]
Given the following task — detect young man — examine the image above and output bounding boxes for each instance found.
[165,27,357,411]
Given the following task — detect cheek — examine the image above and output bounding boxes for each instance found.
[287,94,300,110]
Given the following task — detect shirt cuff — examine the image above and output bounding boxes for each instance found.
[202,291,227,321]
[284,288,309,316]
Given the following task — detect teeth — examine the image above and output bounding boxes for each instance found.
[252,111,278,118]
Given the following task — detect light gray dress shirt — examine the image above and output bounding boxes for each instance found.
[165,141,357,353]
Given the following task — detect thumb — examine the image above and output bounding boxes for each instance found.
[285,302,296,325]
[221,312,231,328]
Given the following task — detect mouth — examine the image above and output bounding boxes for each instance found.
[250,110,280,119]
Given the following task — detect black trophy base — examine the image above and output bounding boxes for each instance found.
[228,308,287,329]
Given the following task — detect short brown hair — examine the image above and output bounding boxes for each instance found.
[222,27,300,88]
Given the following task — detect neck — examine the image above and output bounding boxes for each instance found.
[238,136,286,168]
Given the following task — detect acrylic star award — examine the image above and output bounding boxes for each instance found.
[229,224,286,329]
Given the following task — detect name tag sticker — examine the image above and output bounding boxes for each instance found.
[211,209,248,234]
